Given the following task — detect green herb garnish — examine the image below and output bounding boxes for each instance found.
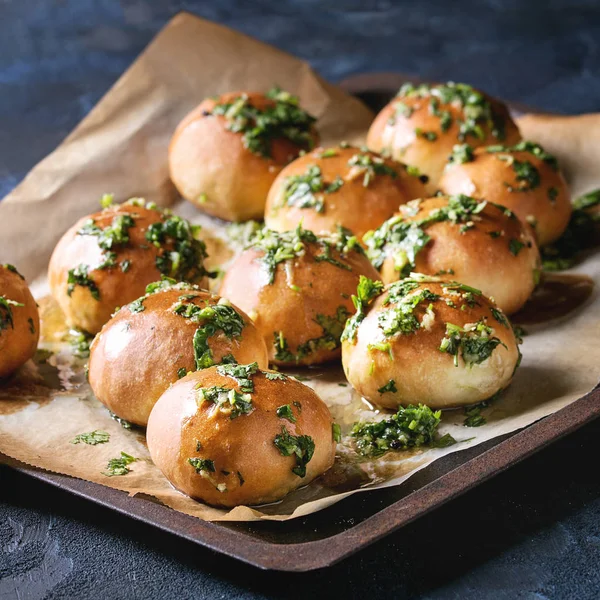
[342,276,385,343]
[211,87,316,158]
[439,319,506,367]
[71,430,110,445]
[273,426,315,477]
[347,152,397,187]
[67,264,100,300]
[378,379,398,394]
[282,165,343,213]
[276,404,297,423]
[351,404,452,458]
[103,452,137,476]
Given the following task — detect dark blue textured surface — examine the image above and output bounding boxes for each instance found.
[1,1,600,597]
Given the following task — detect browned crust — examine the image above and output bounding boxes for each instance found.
[88,288,268,426]
[146,366,335,507]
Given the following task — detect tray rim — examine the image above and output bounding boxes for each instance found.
[6,383,599,571]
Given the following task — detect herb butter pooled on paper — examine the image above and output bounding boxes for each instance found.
[439,141,572,247]
[341,274,521,410]
[367,81,521,192]
[219,225,382,366]
[88,278,268,427]
[0,263,40,378]
[264,144,427,240]
[146,364,336,508]
[48,196,212,335]
[169,87,319,222]
[363,194,541,314]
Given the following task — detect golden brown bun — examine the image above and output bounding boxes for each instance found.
[0,265,40,378]
[88,287,268,426]
[342,276,520,409]
[219,229,381,366]
[438,146,572,246]
[369,196,540,314]
[48,200,209,334]
[147,366,336,507]
[169,92,319,222]
[264,146,427,240]
[367,84,521,192]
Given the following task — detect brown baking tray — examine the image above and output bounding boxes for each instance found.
[5,75,600,571]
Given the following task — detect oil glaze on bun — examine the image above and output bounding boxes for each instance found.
[264,145,427,240]
[169,88,319,222]
[364,195,540,315]
[438,142,572,246]
[147,364,336,507]
[0,264,40,378]
[367,82,521,192]
[88,281,268,426]
[341,275,520,410]
[219,226,381,366]
[48,197,211,334]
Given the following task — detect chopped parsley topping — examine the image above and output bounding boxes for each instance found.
[2,264,24,279]
[378,379,397,394]
[347,153,397,187]
[188,457,215,473]
[276,404,297,423]
[397,82,506,141]
[487,140,558,171]
[464,403,487,427]
[28,318,35,334]
[332,423,342,443]
[377,285,439,337]
[364,195,489,276]
[196,385,254,419]
[273,426,315,477]
[273,305,351,363]
[541,189,600,270]
[415,128,438,142]
[0,296,23,334]
[282,165,343,213]
[146,215,210,283]
[247,226,363,285]
[448,143,475,164]
[78,213,135,250]
[509,238,525,256]
[216,362,259,393]
[67,328,93,358]
[103,452,137,476]
[265,371,287,381]
[67,264,100,300]
[341,276,385,343]
[439,319,506,367]
[210,87,316,158]
[490,307,509,327]
[172,297,245,370]
[70,430,110,445]
[177,367,187,379]
[351,404,453,458]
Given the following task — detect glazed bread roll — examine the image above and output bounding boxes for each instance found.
[0,264,40,378]
[341,275,520,409]
[88,281,268,426]
[367,82,521,192]
[49,197,211,334]
[438,141,572,246]
[219,226,381,366]
[264,145,427,240]
[364,195,540,314]
[169,88,319,222]
[147,363,336,507]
